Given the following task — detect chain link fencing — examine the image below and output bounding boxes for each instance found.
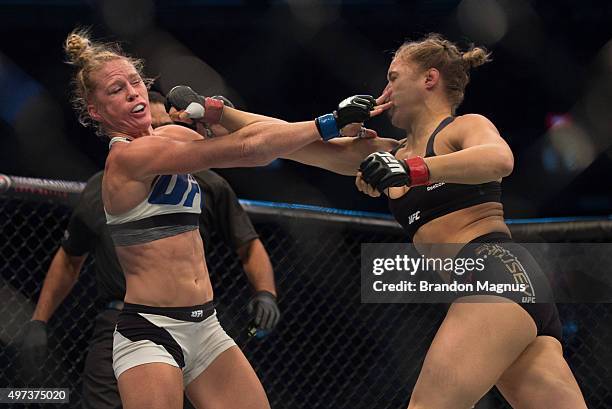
[1,175,611,408]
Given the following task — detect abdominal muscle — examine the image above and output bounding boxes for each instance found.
[114,229,213,307]
[411,202,511,267]
[414,201,510,245]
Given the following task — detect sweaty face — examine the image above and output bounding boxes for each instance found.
[386,58,426,129]
[88,59,151,136]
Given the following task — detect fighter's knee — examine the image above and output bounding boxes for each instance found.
[409,364,478,409]
[501,368,584,408]
[537,372,583,402]
[408,392,476,409]
[528,367,573,389]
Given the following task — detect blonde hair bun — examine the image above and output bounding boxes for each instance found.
[462,47,492,69]
[64,29,92,67]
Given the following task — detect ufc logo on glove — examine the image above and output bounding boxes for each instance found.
[378,152,405,173]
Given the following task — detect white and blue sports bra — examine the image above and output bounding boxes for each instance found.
[104,137,202,246]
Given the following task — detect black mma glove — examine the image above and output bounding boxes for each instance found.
[315,95,376,141]
[359,152,430,192]
[247,291,280,331]
[20,320,48,382]
[165,85,230,124]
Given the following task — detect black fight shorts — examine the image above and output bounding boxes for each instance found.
[452,232,562,342]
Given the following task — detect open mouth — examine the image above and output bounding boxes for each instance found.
[131,103,146,114]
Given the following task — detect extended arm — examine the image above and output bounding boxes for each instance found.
[117,120,323,179]
[219,106,286,132]
[117,95,384,179]
[165,85,286,132]
[283,135,400,176]
[166,86,389,136]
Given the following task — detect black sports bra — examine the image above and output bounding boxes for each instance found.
[388,117,501,241]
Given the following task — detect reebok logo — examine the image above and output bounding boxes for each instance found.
[408,211,420,224]
[427,182,445,191]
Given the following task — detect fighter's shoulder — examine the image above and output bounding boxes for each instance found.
[154,124,204,142]
[106,134,173,167]
[451,114,499,133]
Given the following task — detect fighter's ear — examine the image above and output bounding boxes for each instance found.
[424,68,440,89]
[88,103,103,122]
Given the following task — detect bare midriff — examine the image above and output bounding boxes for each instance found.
[408,202,511,266]
[115,229,213,307]
[413,201,510,245]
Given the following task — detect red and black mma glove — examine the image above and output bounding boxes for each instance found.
[358,152,430,192]
[315,95,376,141]
[165,85,229,124]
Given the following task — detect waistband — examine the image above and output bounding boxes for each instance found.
[121,301,215,322]
[468,231,512,244]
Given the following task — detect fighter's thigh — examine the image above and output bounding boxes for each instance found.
[117,363,184,409]
[496,336,588,409]
[409,297,537,409]
[185,346,270,409]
